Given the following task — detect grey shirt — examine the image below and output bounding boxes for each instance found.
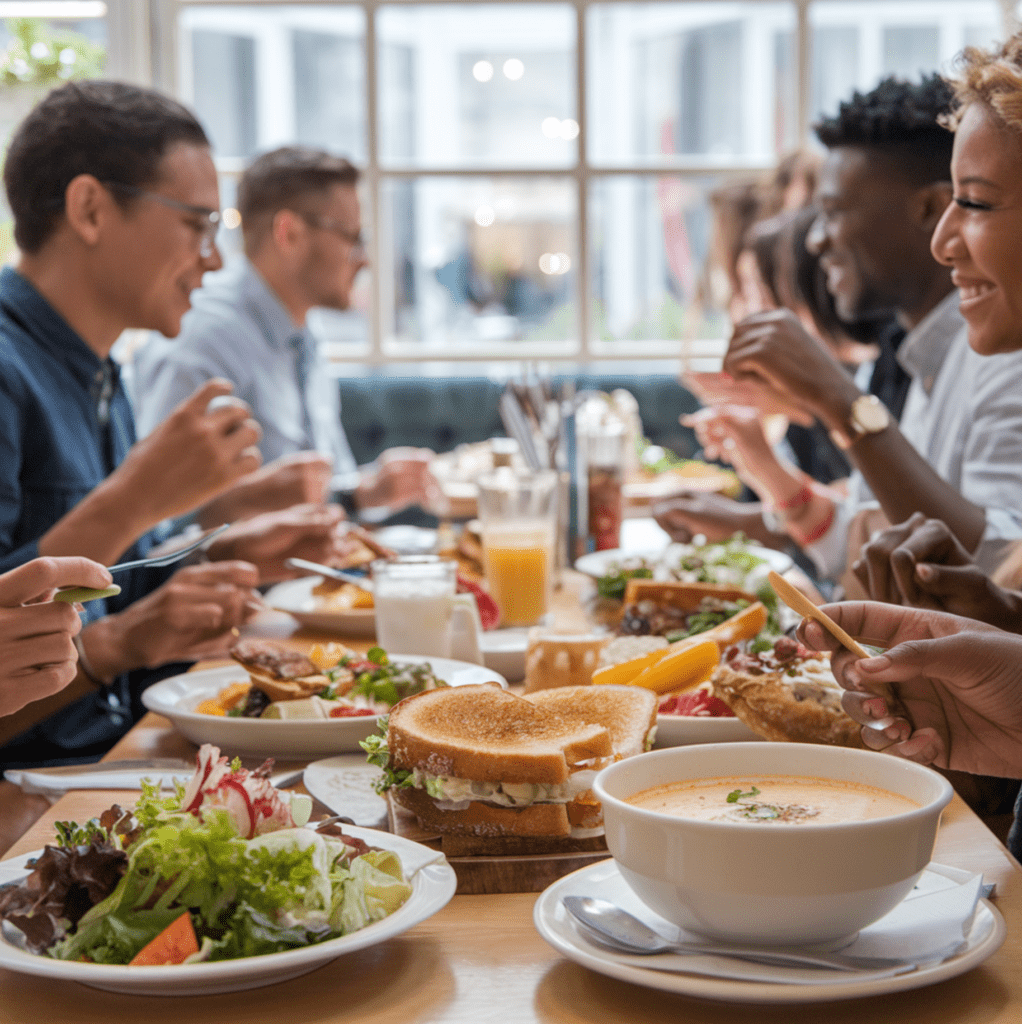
[132,261,358,477]
[806,291,1022,580]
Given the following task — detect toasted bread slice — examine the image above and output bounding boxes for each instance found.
[525,685,657,759]
[393,785,574,837]
[388,684,612,785]
[622,579,756,608]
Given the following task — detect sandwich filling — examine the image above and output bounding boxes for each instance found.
[411,768,600,811]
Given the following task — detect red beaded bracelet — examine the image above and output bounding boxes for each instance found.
[776,483,813,511]
[791,504,836,546]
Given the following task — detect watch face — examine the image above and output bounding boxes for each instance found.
[854,396,890,433]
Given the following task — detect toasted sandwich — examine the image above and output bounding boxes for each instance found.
[525,685,658,758]
[378,684,614,838]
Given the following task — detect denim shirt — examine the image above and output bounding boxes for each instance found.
[0,266,172,620]
[0,267,181,767]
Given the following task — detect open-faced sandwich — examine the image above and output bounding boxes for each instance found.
[196,640,446,720]
[711,635,863,748]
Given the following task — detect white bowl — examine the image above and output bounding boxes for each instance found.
[593,743,953,946]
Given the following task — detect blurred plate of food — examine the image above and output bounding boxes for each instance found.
[653,689,761,746]
[266,574,376,637]
[370,525,438,555]
[624,445,741,502]
[142,641,507,758]
[430,440,527,519]
[575,535,793,589]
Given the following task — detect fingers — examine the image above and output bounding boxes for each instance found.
[0,557,112,606]
[1,630,78,675]
[182,378,235,412]
[174,560,261,589]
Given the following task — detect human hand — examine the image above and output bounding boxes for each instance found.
[682,406,777,490]
[114,380,263,525]
[0,557,113,715]
[852,513,1022,630]
[652,493,776,547]
[80,561,262,680]
[797,601,1022,777]
[206,503,345,583]
[357,447,442,514]
[682,370,814,427]
[722,310,861,429]
[198,452,334,526]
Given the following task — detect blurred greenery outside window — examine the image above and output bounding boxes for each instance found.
[0,15,106,264]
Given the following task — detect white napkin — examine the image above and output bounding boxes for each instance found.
[5,768,185,799]
[563,865,986,986]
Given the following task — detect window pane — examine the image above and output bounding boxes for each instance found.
[377,5,576,169]
[379,177,577,351]
[179,5,365,162]
[809,1,1003,121]
[587,3,797,166]
[588,175,727,352]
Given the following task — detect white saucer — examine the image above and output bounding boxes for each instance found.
[533,859,1005,1004]
[303,755,389,829]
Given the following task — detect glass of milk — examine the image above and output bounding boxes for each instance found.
[373,556,481,660]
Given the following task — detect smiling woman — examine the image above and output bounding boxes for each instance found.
[931,36,1022,356]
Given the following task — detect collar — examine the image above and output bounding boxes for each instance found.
[238,259,305,351]
[896,291,964,396]
[0,266,114,392]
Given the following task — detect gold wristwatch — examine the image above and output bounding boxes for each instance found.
[830,394,890,450]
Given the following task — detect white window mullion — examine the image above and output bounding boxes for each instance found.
[575,0,589,360]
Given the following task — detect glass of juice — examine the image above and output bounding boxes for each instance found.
[477,469,558,628]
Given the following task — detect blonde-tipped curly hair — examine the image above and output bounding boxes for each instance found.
[944,34,1022,133]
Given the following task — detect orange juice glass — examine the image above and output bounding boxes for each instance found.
[478,470,558,628]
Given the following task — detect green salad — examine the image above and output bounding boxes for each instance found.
[0,745,411,965]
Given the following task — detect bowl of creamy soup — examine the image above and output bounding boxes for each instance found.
[593,742,953,946]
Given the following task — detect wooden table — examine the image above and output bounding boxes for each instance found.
[2,575,1021,1022]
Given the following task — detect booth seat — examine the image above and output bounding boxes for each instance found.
[338,373,702,466]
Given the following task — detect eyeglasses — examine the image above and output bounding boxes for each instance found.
[302,214,367,264]
[104,181,221,259]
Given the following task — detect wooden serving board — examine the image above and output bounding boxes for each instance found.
[388,794,611,895]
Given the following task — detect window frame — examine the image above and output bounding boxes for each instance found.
[137,0,1013,366]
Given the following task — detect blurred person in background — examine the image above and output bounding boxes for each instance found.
[134,146,439,522]
[659,76,1022,600]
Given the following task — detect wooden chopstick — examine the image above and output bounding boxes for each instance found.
[767,570,870,660]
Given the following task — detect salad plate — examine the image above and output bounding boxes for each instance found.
[0,825,456,996]
[142,657,507,758]
[575,543,793,582]
[653,714,761,747]
[534,859,1005,1004]
[266,576,376,637]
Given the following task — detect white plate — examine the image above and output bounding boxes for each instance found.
[622,469,736,500]
[533,859,1005,1005]
[653,714,761,747]
[141,657,507,759]
[303,755,389,828]
[0,826,455,996]
[479,628,529,682]
[575,544,793,580]
[266,576,376,637]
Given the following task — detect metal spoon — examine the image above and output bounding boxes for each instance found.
[562,897,915,975]
[285,557,375,592]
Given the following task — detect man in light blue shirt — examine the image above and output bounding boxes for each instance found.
[134,147,436,518]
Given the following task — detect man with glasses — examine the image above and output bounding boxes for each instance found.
[135,146,438,519]
[0,83,346,774]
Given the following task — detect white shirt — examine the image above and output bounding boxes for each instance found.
[132,261,358,477]
[806,291,1022,580]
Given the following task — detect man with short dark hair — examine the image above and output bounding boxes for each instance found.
[135,145,437,518]
[657,75,1022,587]
[0,84,344,768]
